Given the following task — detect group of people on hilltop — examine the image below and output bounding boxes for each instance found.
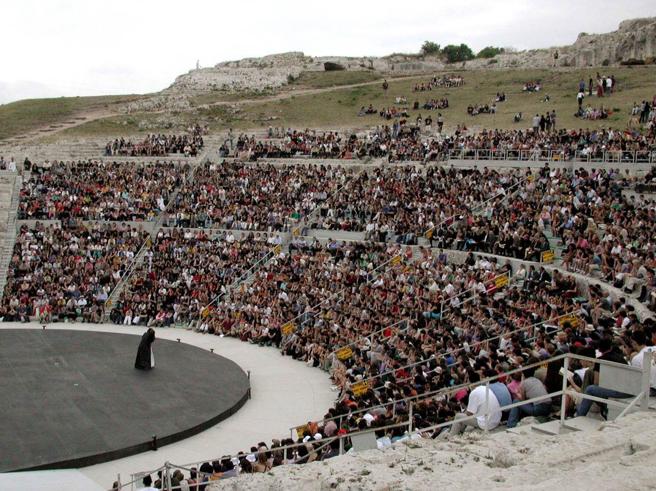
[0,156,17,171]
[415,98,449,110]
[577,75,616,99]
[467,103,497,116]
[631,99,656,125]
[523,80,542,92]
[575,74,618,118]
[530,111,557,133]
[413,75,464,91]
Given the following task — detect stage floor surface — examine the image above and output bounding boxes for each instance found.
[0,329,249,472]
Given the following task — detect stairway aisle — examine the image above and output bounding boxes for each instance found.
[0,172,22,301]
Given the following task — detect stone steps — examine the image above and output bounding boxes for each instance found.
[0,174,21,301]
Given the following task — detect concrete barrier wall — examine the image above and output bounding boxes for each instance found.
[218,157,654,176]
[447,159,654,176]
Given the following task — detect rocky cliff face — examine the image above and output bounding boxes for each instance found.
[141,17,654,112]
[464,17,656,69]
[567,17,656,66]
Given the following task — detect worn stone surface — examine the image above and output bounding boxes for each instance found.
[207,412,656,491]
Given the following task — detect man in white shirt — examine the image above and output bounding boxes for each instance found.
[449,384,502,434]
[137,475,158,491]
[630,330,656,394]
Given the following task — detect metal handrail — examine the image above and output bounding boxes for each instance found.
[124,351,651,491]
[445,148,655,164]
[103,236,151,310]
[341,308,581,395]
[304,309,581,434]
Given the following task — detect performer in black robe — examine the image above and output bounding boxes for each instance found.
[134,328,155,370]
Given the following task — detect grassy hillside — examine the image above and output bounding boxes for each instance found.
[0,94,143,141]
[236,66,656,132]
[40,65,656,140]
[290,70,382,89]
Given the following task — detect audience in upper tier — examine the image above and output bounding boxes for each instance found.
[105,124,206,157]
[17,160,185,221]
[168,161,351,230]
[221,124,655,163]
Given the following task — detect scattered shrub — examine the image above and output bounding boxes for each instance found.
[620,58,645,66]
[421,41,441,56]
[324,62,345,71]
[477,46,505,59]
[442,44,475,63]
[602,59,610,66]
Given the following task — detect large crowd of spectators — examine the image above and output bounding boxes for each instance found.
[18,160,185,221]
[0,222,147,323]
[443,127,655,161]
[168,161,352,231]
[105,125,205,157]
[146,233,654,483]
[108,229,274,327]
[3,135,656,488]
[310,166,524,241]
[219,124,655,164]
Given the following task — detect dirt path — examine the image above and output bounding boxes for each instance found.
[1,72,432,145]
[0,108,116,146]
[203,72,428,108]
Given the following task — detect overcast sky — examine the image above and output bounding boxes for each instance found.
[2,0,655,104]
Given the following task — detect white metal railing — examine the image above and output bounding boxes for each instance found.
[446,148,655,164]
[102,236,151,316]
[121,351,651,491]
[299,309,581,435]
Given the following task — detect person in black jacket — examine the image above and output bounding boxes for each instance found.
[134,328,156,370]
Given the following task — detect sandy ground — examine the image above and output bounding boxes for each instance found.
[209,412,656,491]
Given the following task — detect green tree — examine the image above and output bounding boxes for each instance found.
[477,46,505,59]
[442,44,475,63]
[421,41,441,56]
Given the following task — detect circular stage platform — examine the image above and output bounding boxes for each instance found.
[0,329,250,472]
